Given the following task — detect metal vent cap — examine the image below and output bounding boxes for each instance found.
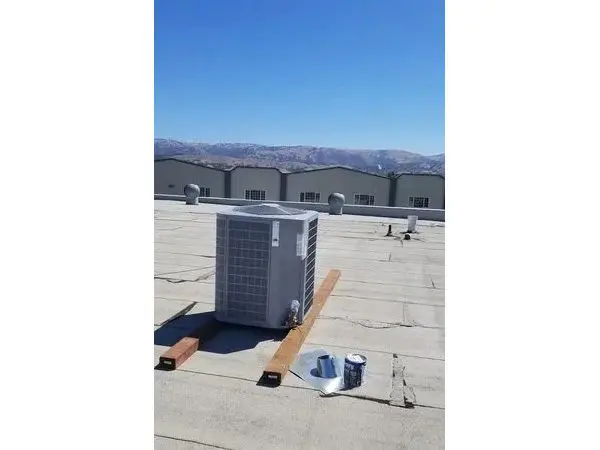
[184,184,200,197]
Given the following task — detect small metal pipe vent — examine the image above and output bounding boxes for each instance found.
[184,184,200,205]
[316,354,338,378]
[328,193,345,215]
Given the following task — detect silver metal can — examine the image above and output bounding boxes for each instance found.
[344,353,367,389]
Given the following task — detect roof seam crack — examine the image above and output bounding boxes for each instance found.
[154,269,216,284]
[316,315,442,330]
[304,342,445,361]
[159,301,198,327]
[330,293,444,307]
[390,354,417,408]
[155,434,234,450]
[174,367,436,410]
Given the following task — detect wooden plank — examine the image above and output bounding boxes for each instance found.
[156,316,224,371]
[259,269,342,387]
[158,337,199,370]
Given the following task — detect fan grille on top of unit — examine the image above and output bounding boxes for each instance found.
[232,203,305,216]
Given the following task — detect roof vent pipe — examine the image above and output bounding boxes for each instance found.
[316,354,338,378]
[328,193,345,215]
[407,215,418,233]
[184,184,200,205]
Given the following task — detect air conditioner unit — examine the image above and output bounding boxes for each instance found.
[214,203,319,329]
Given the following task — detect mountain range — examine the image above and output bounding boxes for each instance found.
[154,139,445,175]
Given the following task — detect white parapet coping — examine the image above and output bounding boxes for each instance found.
[154,194,445,222]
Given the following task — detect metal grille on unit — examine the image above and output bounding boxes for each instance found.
[303,218,318,316]
[217,220,271,323]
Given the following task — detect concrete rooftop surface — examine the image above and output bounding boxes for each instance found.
[154,200,445,450]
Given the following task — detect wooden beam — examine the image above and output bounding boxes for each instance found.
[157,271,341,374]
[158,337,199,370]
[259,269,341,386]
[156,316,224,371]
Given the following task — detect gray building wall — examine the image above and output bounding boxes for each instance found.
[230,167,282,201]
[154,159,226,197]
[395,174,445,209]
[286,167,390,206]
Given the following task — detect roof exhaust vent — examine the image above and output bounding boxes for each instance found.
[328,193,345,215]
[407,215,418,233]
[184,184,200,205]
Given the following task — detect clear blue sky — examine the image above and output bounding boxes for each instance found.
[155,0,444,155]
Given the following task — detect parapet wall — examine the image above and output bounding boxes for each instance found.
[155,194,445,222]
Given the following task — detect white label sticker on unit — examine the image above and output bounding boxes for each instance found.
[272,221,280,247]
[296,225,308,259]
[296,233,303,257]
[302,225,309,257]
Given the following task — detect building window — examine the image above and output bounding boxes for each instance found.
[168,184,175,189]
[354,194,375,206]
[300,192,321,203]
[199,187,211,197]
[409,196,430,208]
[245,189,266,201]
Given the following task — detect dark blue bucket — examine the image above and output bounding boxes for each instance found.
[344,354,367,389]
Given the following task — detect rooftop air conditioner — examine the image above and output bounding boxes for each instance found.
[215,203,319,329]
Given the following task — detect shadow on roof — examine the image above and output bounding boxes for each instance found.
[154,311,287,354]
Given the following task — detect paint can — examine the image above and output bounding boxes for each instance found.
[344,353,367,389]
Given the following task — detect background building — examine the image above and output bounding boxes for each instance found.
[154,159,226,197]
[154,159,445,209]
[285,167,390,206]
[229,167,284,201]
[394,173,445,209]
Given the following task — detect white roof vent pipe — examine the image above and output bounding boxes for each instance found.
[328,193,345,215]
[184,184,200,205]
[407,215,418,233]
